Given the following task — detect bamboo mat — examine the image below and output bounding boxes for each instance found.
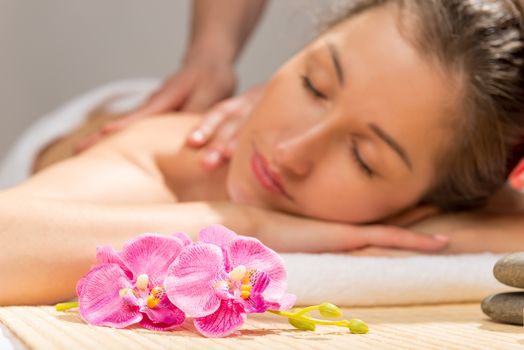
[0,303,522,350]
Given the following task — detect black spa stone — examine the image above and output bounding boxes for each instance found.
[493,252,524,288]
[481,292,524,325]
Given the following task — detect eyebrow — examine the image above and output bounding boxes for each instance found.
[368,123,413,171]
[327,43,344,86]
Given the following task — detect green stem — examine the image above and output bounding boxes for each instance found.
[293,305,320,317]
[55,301,79,312]
[268,309,347,327]
[269,307,369,334]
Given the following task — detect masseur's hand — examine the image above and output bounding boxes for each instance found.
[133,58,237,116]
[186,84,264,169]
[73,55,236,154]
[250,207,449,253]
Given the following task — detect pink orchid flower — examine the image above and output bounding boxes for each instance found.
[76,234,188,331]
[165,224,296,337]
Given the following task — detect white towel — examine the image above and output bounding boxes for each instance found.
[284,252,512,306]
[0,80,513,306]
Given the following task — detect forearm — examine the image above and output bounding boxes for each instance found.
[187,0,268,63]
[409,210,524,254]
[0,194,252,305]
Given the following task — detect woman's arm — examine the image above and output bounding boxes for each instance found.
[408,210,524,254]
[0,194,254,305]
[405,185,524,254]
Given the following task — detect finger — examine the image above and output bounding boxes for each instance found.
[202,140,234,170]
[362,225,449,252]
[187,110,228,147]
[134,75,192,116]
[199,119,241,170]
[203,119,239,154]
[187,99,241,147]
[200,149,224,170]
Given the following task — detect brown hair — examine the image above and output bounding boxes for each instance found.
[327,0,524,211]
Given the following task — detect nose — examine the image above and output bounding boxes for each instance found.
[273,123,330,177]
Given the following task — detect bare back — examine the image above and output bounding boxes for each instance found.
[8,115,230,205]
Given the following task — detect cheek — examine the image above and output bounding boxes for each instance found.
[299,178,379,223]
[295,164,412,223]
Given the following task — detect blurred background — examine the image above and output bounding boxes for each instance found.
[0,0,337,161]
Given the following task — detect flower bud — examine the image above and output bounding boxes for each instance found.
[318,302,342,318]
[289,317,316,331]
[348,319,369,334]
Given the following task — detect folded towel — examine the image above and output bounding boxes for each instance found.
[284,252,512,306]
[0,80,513,306]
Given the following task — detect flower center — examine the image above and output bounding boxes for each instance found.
[214,265,256,300]
[118,273,164,309]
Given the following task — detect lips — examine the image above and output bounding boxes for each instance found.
[251,148,292,200]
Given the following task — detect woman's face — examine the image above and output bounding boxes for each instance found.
[227,5,459,223]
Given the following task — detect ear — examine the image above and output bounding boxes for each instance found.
[380,204,441,227]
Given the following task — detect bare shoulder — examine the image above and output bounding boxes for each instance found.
[99,114,200,155]
[32,113,201,173]
[13,114,203,205]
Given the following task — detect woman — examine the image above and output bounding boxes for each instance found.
[2,0,524,305]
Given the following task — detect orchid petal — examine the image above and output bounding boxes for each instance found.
[172,232,193,246]
[120,234,183,286]
[242,293,270,313]
[194,299,246,338]
[140,296,185,331]
[77,264,142,328]
[229,237,287,299]
[266,293,297,311]
[251,270,270,294]
[198,224,237,248]
[165,243,225,317]
[96,245,132,278]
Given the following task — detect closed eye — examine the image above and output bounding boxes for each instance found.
[351,140,374,177]
[301,75,327,99]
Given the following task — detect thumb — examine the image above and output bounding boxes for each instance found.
[133,76,192,116]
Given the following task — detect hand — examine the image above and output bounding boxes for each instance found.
[132,57,236,116]
[249,207,449,253]
[186,84,265,169]
[74,56,236,154]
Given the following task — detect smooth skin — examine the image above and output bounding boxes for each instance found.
[2,4,524,306]
[0,115,449,306]
[3,114,524,306]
